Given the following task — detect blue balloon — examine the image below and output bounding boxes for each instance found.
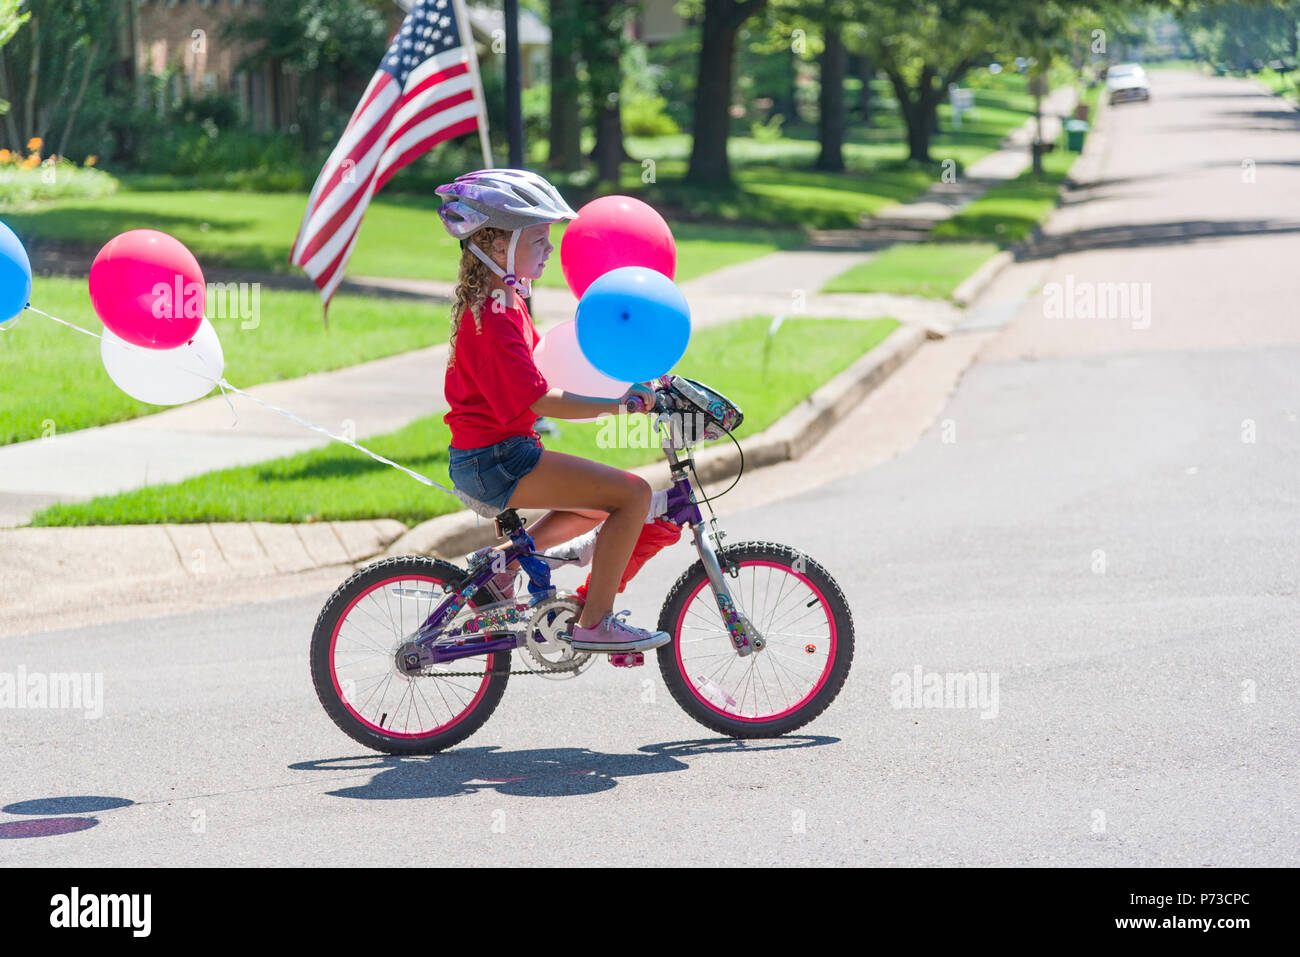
[0,219,33,326]
[575,266,690,382]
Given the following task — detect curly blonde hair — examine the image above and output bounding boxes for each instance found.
[447,226,513,371]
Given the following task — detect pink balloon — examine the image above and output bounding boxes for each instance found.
[534,319,629,423]
[88,229,205,349]
[559,195,675,300]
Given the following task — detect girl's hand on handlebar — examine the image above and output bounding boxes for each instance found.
[620,383,656,414]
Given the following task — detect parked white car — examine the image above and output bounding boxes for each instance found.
[1106,63,1151,104]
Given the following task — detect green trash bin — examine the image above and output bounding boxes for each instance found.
[1065,118,1089,152]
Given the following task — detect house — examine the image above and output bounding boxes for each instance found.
[131,0,553,132]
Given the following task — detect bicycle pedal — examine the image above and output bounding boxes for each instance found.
[607,652,645,668]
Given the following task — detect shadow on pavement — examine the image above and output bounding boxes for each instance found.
[293,736,838,800]
[1021,217,1300,260]
[0,795,135,840]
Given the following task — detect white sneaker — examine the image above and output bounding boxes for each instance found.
[540,527,599,567]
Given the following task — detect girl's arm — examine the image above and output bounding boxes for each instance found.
[531,383,654,420]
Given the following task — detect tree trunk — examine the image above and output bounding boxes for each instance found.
[547,0,582,171]
[0,50,21,150]
[57,35,102,158]
[687,0,741,183]
[591,102,625,182]
[886,66,932,163]
[23,14,39,144]
[857,53,872,124]
[581,0,629,183]
[780,44,797,122]
[270,60,281,130]
[1031,76,1043,178]
[815,25,845,171]
[690,0,769,182]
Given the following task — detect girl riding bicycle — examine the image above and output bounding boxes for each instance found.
[437,168,675,652]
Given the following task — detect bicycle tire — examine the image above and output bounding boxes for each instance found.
[310,555,511,755]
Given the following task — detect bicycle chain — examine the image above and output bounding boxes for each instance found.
[422,655,587,678]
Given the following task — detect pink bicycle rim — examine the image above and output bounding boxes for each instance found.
[674,560,837,722]
[330,573,493,738]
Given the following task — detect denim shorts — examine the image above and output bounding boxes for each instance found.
[448,434,544,518]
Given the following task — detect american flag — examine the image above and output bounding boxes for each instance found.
[290,0,488,310]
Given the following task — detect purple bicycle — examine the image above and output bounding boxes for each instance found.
[310,374,855,754]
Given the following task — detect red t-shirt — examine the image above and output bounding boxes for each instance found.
[444,298,550,449]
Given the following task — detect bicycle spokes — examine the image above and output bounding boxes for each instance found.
[329,573,496,738]
[674,560,837,721]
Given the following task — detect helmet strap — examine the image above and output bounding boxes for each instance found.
[466,228,528,309]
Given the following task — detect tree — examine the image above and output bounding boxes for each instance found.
[579,0,638,183]
[548,0,583,171]
[861,0,1015,163]
[687,0,769,183]
[225,0,388,153]
[776,0,854,171]
[0,0,29,143]
[815,23,847,170]
[0,1,130,155]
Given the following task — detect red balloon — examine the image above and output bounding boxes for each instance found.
[88,229,205,349]
[560,195,676,299]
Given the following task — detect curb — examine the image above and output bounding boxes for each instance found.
[951,251,1015,308]
[0,519,407,596]
[950,88,1110,309]
[382,322,929,562]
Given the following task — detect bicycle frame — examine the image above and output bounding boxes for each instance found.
[398,427,757,669]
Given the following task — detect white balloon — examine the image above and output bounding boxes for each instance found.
[101,318,225,406]
[534,319,629,424]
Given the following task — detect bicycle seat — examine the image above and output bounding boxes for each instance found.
[494,508,526,539]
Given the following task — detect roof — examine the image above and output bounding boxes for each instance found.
[466,4,551,46]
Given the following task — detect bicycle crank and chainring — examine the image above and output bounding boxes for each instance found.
[520,594,594,678]
[384,593,595,679]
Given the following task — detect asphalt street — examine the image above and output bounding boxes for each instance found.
[1,70,1296,866]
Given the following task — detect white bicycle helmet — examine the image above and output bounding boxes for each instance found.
[436,168,578,305]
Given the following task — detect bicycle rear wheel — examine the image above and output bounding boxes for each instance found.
[310,556,511,755]
[656,542,854,737]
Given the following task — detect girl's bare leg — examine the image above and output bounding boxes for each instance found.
[505,449,650,629]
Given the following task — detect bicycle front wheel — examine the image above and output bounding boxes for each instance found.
[310,555,511,755]
[656,541,855,737]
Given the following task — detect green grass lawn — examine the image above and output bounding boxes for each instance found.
[0,276,448,445]
[820,242,1000,298]
[1253,67,1300,105]
[28,314,899,526]
[616,81,1052,230]
[822,83,1101,297]
[4,71,1056,276]
[930,97,1094,246]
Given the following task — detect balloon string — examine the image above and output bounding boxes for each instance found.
[23,304,103,340]
[21,303,458,498]
[213,378,450,493]
[214,377,240,428]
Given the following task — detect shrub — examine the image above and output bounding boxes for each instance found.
[750,113,785,143]
[0,156,119,208]
[622,89,680,136]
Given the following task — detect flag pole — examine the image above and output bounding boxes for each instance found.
[504,0,524,166]
[451,0,494,168]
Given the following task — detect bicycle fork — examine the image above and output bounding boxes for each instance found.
[691,521,761,657]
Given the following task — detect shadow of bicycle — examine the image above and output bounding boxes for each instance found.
[292,735,839,800]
